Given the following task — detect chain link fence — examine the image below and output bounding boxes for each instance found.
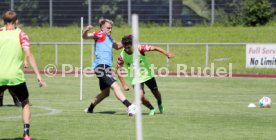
[0,0,276,27]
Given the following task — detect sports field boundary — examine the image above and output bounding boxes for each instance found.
[24,70,276,78]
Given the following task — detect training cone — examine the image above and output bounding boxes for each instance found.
[248,103,256,108]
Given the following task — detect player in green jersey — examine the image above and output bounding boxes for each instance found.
[0,10,46,140]
[116,35,174,115]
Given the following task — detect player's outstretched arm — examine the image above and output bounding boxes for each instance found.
[23,47,46,87]
[151,46,174,58]
[82,25,94,39]
[112,42,124,50]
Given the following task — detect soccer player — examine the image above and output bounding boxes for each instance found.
[82,19,136,115]
[0,10,46,140]
[116,35,173,115]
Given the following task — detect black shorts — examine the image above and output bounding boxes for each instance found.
[140,78,158,91]
[0,82,29,102]
[94,64,116,90]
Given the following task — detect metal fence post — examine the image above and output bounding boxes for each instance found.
[205,44,209,66]
[211,0,215,25]
[49,0,53,27]
[55,43,58,65]
[128,0,131,25]
[169,0,172,27]
[88,0,91,25]
[10,0,14,10]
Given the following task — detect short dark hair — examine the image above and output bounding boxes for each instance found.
[2,10,17,24]
[121,34,133,46]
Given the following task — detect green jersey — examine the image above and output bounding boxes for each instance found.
[119,48,154,85]
[0,27,25,86]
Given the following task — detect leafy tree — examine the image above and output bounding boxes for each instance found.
[242,0,274,26]
[206,0,274,26]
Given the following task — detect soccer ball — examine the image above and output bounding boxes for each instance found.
[127,104,137,116]
[259,96,272,108]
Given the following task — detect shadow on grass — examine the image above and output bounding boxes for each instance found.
[0,103,23,108]
[94,111,161,116]
[0,138,38,140]
[0,104,20,107]
[95,111,117,114]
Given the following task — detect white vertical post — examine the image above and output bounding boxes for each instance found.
[205,44,209,66]
[169,0,172,27]
[55,43,58,65]
[211,0,215,25]
[128,0,131,25]
[11,0,14,10]
[49,0,53,27]
[88,0,91,25]
[132,14,143,140]
[80,17,84,101]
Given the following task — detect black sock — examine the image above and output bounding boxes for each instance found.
[23,124,30,136]
[122,100,131,107]
[88,103,95,112]
[0,96,3,106]
[146,104,154,110]
[157,100,162,106]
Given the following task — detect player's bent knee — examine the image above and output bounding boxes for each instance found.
[21,99,29,108]
[111,82,120,91]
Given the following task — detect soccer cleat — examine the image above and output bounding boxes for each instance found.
[149,109,155,116]
[158,104,164,114]
[127,104,137,116]
[84,108,93,113]
[23,135,32,140]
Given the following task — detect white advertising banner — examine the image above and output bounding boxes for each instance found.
[246,44,276,68]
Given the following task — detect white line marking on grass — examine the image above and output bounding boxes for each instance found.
[0,106,62,121]
[32,106,62,117]
[213,57,231,62]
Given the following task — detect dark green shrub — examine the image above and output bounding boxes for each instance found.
[241,0,274,26]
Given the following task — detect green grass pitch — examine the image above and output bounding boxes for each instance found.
[0,75,276,140]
